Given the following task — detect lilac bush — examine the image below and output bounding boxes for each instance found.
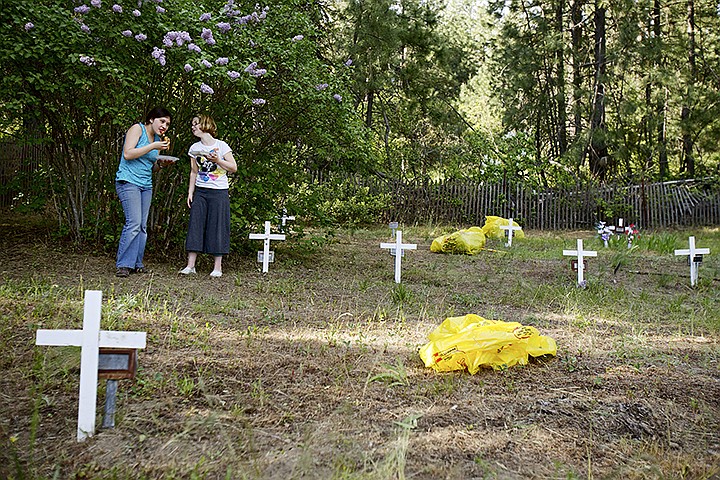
[4,0,363,243]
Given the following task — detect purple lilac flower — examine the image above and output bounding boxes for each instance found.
[228,70,240,79]
[133,9,141,16]
[112,4,122,12]
[79,55,96,66]
[156,6,165,13]
[259,10,266,19]
[244,62,267,77]
[201,59,212,68]
[164,31,191,46]
[74,5,90,14]
[217,22,231,33]
[344,59,353,66]
[91,0,101,7]
[81,24,90,33]
[199,13,212,21]
[200,83,214,94]
[215,57,229,65]
[333,94,342,102]
[177,31,192,44]
[184,64,193,72]
[152,47,165,59]
[122,29,132,37]
[315,83,328,90]
[24,22,34,31]
[292,35,304,42]
[201,28,216,45]
[135,33,147,41]
[249,39,256,47]
[188,43,201,53]
[252,98,266,106]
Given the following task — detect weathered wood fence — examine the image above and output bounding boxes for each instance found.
[3,140,719,229]
[369,177,720,229]
[0,140,44,209]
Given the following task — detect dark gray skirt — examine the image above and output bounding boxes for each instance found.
[185,187,230,256]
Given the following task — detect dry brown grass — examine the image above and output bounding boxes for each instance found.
[0,216,718,479]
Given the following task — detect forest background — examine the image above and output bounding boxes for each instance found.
[2,0,720,248]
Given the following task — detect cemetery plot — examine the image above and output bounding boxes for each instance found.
[2,218,718,480]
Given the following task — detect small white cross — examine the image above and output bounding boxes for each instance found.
[499,217,522,247]
[279,209,295,229]
[563,239,598,286]
[249,221,286,273]
[380,230,417,283]
[35,290,146,442]
[674,236,710,287]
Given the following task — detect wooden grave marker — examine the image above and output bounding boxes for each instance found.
[674,236,711,287]
[562,239,597,287]
[249,221,286,273]
[380,230,417,283]
[35,290,146,441]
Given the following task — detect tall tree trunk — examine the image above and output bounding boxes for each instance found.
[555,0,568,157]
[653,0,669,179]
[571,0,584,171]
[366,89,374,128]
[588,1,608,180]
[680,0,696,177]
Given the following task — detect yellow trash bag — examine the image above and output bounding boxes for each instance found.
[419,314,556,373]
[430,227,486,255]
[481,216,525,240]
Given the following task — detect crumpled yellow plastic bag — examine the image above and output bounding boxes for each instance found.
[430,227,486,255]
[481,216,525,240]
[419,314,556,373]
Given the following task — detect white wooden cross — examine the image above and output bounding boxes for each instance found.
[279,208,295,230]
[563,239,598,286]
[35,290,146,442]
[249,221,286,273]
[499,217,522,247]
[380,230,417,283]
[674,236,711,287]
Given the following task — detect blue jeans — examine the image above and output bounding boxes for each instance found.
[116,181,152,269]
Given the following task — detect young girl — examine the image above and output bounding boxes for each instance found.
[179,115,237,277]
[115,107,173,278]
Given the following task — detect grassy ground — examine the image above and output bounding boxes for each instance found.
[0,216,718,479]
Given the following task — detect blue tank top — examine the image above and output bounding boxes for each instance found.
[115,124,159,188]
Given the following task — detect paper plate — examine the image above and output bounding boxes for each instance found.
[157,155,179,162]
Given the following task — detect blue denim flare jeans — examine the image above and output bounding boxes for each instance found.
[116,181,153,269]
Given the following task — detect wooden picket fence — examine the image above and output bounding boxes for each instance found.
[370,177,720,229]
[0,140,45,209]
[3,138,719,230]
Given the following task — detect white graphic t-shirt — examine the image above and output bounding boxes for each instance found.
[188,139,232,190]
